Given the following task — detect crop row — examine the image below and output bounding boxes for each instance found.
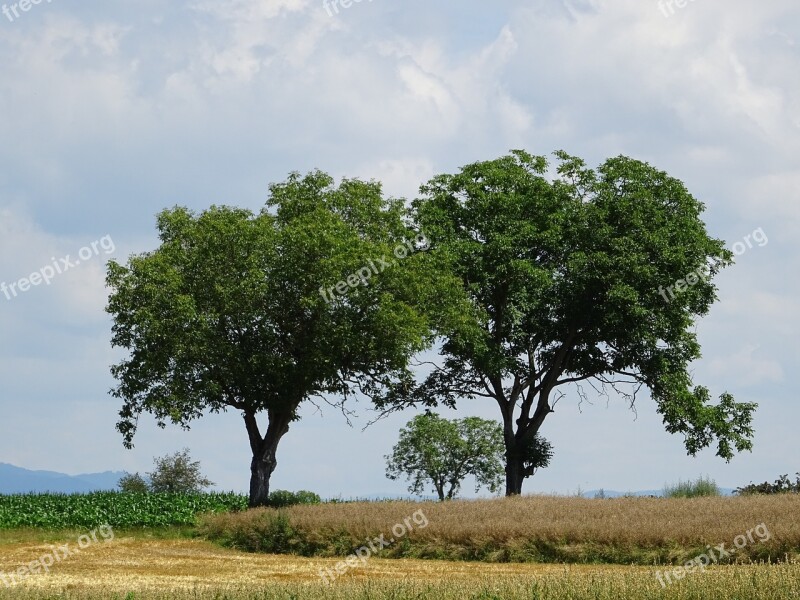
[0,492,248,528]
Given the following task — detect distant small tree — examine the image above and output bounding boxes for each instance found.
[147,448,214,493]
[735,473,800,495]
[386,412,545,501]
[118,472,150,493]
[117,449,213,493]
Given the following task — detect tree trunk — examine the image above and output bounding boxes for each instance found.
[501,406,526,496]
[247,409,292,508]
[502,388,554,496]
[505,446,525,496]
[434,482,445,502]
[249,455,273,508]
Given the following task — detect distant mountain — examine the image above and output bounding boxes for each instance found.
[0,463,126,494]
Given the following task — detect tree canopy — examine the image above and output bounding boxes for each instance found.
[106,170,458,506]
[386,412,523,500]
[119,448,214,494]
[375,150,756,495]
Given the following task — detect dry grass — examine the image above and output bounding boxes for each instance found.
[0,537,799,599]
[199,494,800,564]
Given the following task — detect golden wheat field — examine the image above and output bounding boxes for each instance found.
[212,494,800,544]
[199,494,800,564]
[0,537,799,599]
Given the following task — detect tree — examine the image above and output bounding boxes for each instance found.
[107,171,452,507]
[376,150,757,496]
[116,449,213,493]
[118,472,149,493]
[385,412,521,500]
[147,448,214,493]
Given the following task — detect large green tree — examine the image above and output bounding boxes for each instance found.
[107,171,453,506]
[377,150,757,496]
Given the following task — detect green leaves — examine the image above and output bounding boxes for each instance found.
[406,150,755,494]
[385,413,507,500]
[106,170,461,504]
[146,448,214,494]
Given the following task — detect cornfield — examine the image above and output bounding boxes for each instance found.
[0,492,247,528]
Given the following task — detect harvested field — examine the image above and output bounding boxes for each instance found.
[0,537,799,599]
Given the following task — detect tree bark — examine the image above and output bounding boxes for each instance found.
[499,398,527,496]
[504,442,526,496]
[246,409,293,508]
[434,482,445,501]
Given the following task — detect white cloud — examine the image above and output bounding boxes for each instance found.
[352,157,435,200]
[708,343,784,387]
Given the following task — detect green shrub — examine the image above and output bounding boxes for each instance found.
[267,490,321,508]
[663,476,720,498]
[118,473,150,494]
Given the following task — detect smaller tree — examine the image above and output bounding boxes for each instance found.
[118,449,214,494]
[118,472,149,493]
[386,412,539,500]
[148,448,214,493]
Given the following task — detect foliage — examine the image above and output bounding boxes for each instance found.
[118,472,150,494]
[147,448,214,493]
[266,490,321,508]
[106,171,459,506]
[662,476,720,498]
[385,412,510,500]
[117,449,213,494]
[736,473,800,495]
[0,492,247,529]
[378,150,756,495]
[521,433,553,477]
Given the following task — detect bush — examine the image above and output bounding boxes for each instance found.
[267,490,321,508]
[118,472,150,494]
[148,448,214,493]
[663,476,720,498]
[736,473,800,495]
[117,448,214,494]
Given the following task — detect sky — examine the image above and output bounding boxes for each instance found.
[0,0,798,499]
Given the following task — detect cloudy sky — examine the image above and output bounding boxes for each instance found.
[1,0,797,498]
